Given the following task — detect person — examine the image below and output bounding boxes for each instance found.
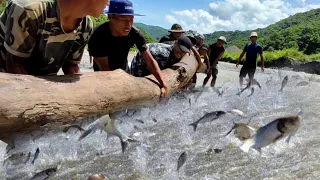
[0,0,109,75]
[236,32,264,88]
[88,0,168,97]
[203,36,226,87]
[183,32,209,89]
[194,33,205,49]
[159,24,184,44]
[130,36,192,77]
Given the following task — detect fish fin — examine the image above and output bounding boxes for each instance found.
[273,134,284,143]
[255,148,262,154]
[78,128,93,141]
[246,125,259,132]
[225,128,234,136]
[188,123,198,132]
[240,138,255,153]
[120,139,129,153]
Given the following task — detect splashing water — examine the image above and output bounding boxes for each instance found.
[1,63,320,179]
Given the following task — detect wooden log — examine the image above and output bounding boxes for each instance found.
[0,55,198,142]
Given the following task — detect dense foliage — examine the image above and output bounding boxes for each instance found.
[205,8,320,55]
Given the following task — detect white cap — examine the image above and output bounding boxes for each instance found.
[250,32,258,37]
[218,36,227,43]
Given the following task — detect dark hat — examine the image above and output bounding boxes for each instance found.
[200,44,209,51]
[177,36,192,54]
[104,0,144,16]
[168,24,184,33]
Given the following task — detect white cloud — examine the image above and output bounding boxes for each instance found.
[165,0,320,34]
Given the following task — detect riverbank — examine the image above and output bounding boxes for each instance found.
[221,49,320,74]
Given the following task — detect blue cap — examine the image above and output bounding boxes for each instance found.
[104,0,144,16]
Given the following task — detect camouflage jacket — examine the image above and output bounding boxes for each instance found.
[130,43,181,77]
[0,0,93,75]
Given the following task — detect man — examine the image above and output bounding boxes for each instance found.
[194,33,205,49]
[0,0,108,75]
[159,24,184,44]
[183,32,209,89]
[202,36,226,87]
[88,0,168,97]
[236,32,264,88]
[130,36,192,77]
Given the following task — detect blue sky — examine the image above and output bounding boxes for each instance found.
[126,0,320,33]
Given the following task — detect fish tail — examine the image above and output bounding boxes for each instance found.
[240,138,255,153]
[78,129,93,141]
[120,139,129,153]
[188,123,198,132]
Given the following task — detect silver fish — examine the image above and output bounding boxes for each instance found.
[24,152,31,164]
[296,81,309,87]
[32,148,40,164]
[79,114,138,153]
[225,123,258,141]
[29,167,57,180]
[228,109,247,118]
[248,87,255,97]
[88,174,109,180]
[177,152,187,171]
[212,87,224,97]
[279,75,289,92]
[189,111,226,131]
[240,115,301,153]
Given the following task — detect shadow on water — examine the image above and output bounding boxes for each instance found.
[1,66,320,180]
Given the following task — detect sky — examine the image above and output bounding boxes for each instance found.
[127,0,320,34]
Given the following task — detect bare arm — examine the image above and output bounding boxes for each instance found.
[141,50,168,89]
[6,53,28,74]
[237,52,245,65]
[191,46,202,65]
[213,51,224,67]
[93,57,111,71]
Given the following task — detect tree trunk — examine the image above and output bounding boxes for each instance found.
[0,55,198,143]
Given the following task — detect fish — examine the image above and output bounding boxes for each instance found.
[135,119,144,124]
[212,87,224,97]
[246,78,262,89]
[88,174,109,180]
[31,148,40,164]
[188,111,226,131]
[248,87,255,97]
[24,152,31,164]
[228,109,247,118]
[79,114,138,153]
[225,123,258,141]
[296,81,309,87]
[240,115,301,153]
[126,109,137,117]
[279,75,289,92]
[188,98,192,107]
[152,118,158,123]
[63,124,85,133]
[3,152,25,166]
[237,82,251,96]
[29,167,57,180]
[177,152,187,171]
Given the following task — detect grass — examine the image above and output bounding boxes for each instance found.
[222,48,320,63]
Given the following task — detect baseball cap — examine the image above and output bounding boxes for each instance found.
[218,36,227,44]
[168,24,184,33]
[250,32,258,38]
[194,32,205,40]
[104,0,144,16]
[177,36,192,54]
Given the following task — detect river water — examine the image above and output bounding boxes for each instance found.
[1,61,320,180]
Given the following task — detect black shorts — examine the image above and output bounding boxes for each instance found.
[240,67,256,78]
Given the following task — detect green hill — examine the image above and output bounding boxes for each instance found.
[205,8,320,55]
[134,23,168,41]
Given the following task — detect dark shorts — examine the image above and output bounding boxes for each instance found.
[240,67,256,78]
